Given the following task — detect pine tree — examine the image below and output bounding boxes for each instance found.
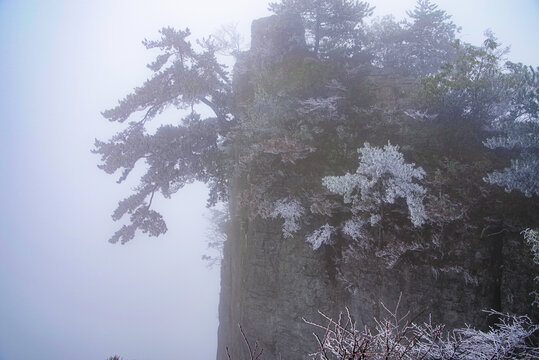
[93,27,232,243]
[367,0,458,75]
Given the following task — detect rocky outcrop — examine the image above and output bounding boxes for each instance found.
[217,15,538,360]
[250,14,306,59]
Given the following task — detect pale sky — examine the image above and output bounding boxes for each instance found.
[0,1,537,360]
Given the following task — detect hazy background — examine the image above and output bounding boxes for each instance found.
[0,1,537,359]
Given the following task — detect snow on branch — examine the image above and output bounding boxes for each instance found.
[341,217,367,240]
[298,96,343,122]
[305,300,539,360]
[323,142,427,227]
[523,228,539,307]
[484,155,539,198]
[271,198,305,238]
[306,224,336,250]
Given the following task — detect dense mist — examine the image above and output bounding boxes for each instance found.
[1,1,538,360]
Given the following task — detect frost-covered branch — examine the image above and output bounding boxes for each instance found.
[323,142,427,228]
[271,198,305,238]
[306,303,539,360]
[482,63,539,197]
[306,224,336,250]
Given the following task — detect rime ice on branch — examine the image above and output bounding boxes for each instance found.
[323,142,427,230]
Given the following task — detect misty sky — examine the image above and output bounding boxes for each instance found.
[0,1,537,360]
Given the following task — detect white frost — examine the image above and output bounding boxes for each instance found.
[271,198,305,238]
[306,224,336,250]
[323,142,427,227]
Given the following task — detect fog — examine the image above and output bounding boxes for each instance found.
[0,1,537,360]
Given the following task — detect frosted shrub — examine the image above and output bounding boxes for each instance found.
[323,142,427,228]
[483,64,539,198]
[341,217,366,240]
[484,155,539,198]
[375,241,425,269]
[307,224,336,250]
[271,198,305,238]
[306,302,539,360]
[524,229,539,264]
[298,96,343,122]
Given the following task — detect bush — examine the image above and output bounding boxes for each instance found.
[304,297,539,359]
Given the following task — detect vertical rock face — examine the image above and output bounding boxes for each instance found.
[232,14,308,104]
[250,14,306,59]
[218,16,320,360]
[217,15,537,360]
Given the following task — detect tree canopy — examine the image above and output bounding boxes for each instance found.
[367,0,458,75]
[93,27,232,243]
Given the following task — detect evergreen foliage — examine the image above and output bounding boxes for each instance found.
[368,0,459,75]
[483,63,539,197]
[419,32,509,121]
[94,28,232,243]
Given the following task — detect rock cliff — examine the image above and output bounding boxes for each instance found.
[217,15,538,360]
